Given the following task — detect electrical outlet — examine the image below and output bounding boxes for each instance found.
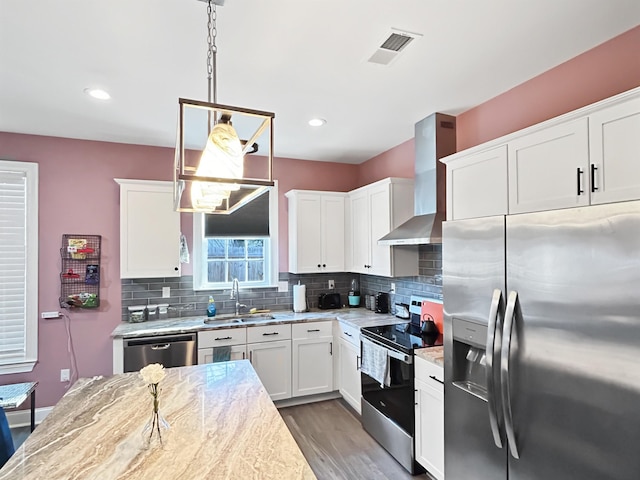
[390,282,396,293]
[328,279,335,289]
[60,369,70,382]
[162,286,170,298]
[41,311,61,319]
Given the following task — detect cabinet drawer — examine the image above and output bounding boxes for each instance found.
[338,321,360,346]
[292,321,333,339]
[198,328,247,348]
[247,323,292,343]
[415,355,444,390]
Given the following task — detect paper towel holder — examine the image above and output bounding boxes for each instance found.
[293,282,307,313]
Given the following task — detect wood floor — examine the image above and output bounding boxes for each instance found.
[280,399,433,480]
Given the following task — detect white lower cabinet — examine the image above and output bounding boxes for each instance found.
[415,356,444,480]
[337,322,361,414]
[198,345,246,364]
[248,324,292,401]
[292,322,334,397]
[198,328,247,365]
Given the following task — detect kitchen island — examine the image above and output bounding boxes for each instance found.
[0,361,316,480]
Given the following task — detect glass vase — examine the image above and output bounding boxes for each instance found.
[141,409,170,450]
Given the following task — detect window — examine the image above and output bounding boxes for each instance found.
[193,184,278,290]
[0,160,38,374]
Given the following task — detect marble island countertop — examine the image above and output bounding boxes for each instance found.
[0,361,315,480]
[112,308,405,339]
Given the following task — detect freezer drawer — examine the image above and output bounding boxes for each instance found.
[123,334,197,373]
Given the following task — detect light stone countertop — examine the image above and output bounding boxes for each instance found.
[112,308,405,339]
[415,346,444,367]
[0,361,316,480]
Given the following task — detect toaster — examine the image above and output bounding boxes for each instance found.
[318,293,341,309]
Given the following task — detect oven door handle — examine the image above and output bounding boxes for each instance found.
[360,335,412,364]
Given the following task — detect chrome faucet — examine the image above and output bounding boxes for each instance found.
[231,278,246,315]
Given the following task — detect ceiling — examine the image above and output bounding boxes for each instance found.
[1,1,639,164]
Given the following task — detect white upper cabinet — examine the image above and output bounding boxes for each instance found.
[443,86,640,219]
[348,178,418,277]
[286,190,346,274]
[508,118,590,214]
[589,96,640,205]
[446,145,508,220]
[116,179,181,279]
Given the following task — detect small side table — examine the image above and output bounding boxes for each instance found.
[0,382,38,432]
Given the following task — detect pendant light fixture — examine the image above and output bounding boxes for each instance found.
[174,0,275,214]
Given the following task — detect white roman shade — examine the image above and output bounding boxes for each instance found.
[0,160,38,373]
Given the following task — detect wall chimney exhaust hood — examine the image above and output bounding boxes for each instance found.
[378,112,456,245]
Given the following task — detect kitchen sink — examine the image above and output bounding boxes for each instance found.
[203,313,275,325]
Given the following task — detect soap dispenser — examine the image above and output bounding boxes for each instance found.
[207,296,217,317]
[348,278,361,308]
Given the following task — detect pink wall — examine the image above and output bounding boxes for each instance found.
[0,133,358,407]
[356,139,415,187]
[457,25,640,150]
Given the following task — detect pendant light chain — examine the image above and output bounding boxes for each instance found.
[206,0,217,105]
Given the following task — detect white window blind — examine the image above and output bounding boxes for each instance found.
[0,161,38,373]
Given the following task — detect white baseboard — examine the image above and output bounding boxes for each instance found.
[6,406,53,429]
[274,391,341,409]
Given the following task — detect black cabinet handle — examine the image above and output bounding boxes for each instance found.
[262,332,279,336]
[344,332,352,337]
[307,329,320,332]
[174,267,179,271]
[577,168,584,195]
[330,342,333,355]
[429,375,444,385]
[214,336,232,341]
[591,164,598,192]
[317,264,321,268]
[322,264,326,267]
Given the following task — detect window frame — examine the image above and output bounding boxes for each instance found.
[193,182,278,291]
[0,160,38,374]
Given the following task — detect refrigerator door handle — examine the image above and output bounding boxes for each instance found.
[486,288,504,449]
[501,290,520,459]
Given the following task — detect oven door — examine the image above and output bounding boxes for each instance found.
[361,338,414,434]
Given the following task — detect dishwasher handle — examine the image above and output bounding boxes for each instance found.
[124,334,196,347]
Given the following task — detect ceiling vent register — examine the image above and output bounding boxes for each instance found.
[368,28,422,65]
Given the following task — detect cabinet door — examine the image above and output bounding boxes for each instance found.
[321,195,345,272]
[589,97,640,205]
[415,378,444,480]
[248,339,292,401]
[368,184,392,276]
[117,180,181,278]
[338,337,361,414]
[288,193,323,273]
[292,337,334,397]
[447,146,508,220]
[349,191,370,274]
[508,118,590,214]
[198,345,247,364]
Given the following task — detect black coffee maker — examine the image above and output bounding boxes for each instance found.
[375,292,390,313]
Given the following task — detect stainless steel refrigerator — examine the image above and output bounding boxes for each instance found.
[442,200,640,480]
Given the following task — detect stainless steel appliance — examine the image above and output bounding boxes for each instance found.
[443,201,640,480]
[360,295,443,474]
[123,334,197,373]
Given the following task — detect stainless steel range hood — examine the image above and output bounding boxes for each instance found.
[378,112,456,245]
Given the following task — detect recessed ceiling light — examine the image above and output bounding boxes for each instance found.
[84,88,111,100]
[308,118,326,127]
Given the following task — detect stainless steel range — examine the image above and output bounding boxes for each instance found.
[360,295,443,474]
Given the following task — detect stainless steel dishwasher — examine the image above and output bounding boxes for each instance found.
[123,334,197,373]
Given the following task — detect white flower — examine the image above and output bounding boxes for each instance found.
[140,363,166,385]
